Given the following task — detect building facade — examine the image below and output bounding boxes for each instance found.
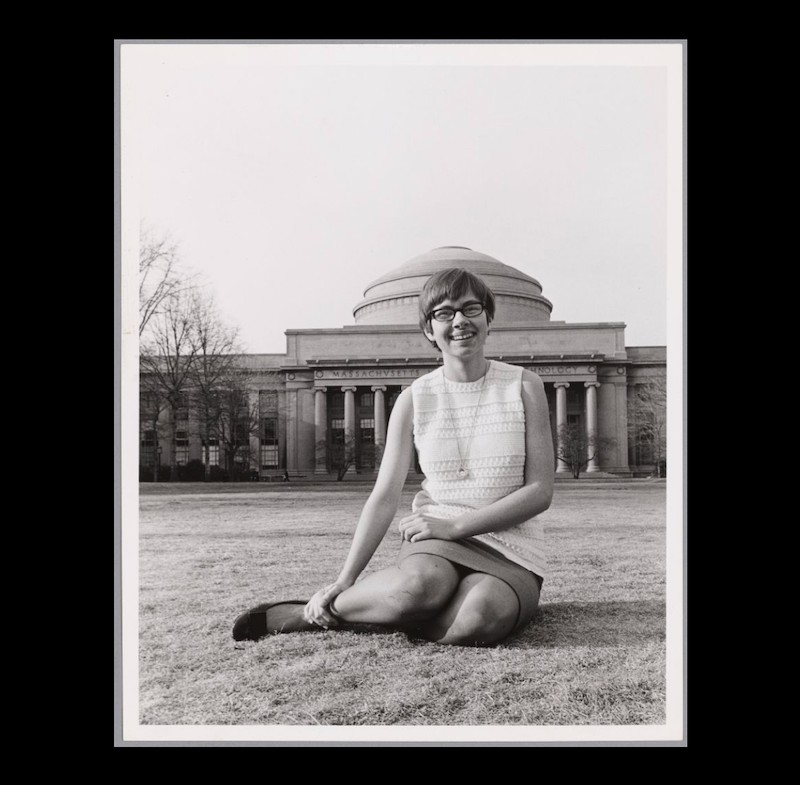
[141,247,666,478]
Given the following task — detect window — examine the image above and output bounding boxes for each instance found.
[175,430,189,466]
[174,392,189,422]
[260,446,279,469]
[234,419,250,445]
[203,438,219,466]
[330,392,344,414]
[261,418,278,442]
[331,418,345,429]
[260,390,278,413]
[359,419,376,470]
[260,417,279,469]
[567,414,580,426]
[361,392,374,407]
[140,429,156,466]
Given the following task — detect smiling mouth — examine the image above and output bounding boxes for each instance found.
[450,332,475,342]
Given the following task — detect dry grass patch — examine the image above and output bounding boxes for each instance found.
[138,482,666,725]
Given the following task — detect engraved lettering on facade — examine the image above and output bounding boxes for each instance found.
[317,368,424,380]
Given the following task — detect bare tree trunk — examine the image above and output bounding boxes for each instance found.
[151,413,160,483]
[200,420,211,481]
[168,403,178,481]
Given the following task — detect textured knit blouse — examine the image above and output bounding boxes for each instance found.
[410,360,547,578]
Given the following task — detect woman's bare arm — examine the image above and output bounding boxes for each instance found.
[335,387,415,584]
[304,388,414,626]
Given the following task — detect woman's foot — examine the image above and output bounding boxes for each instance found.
[232,600,321,640]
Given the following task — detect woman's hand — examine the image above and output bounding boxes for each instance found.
[303,580,353,629]
[398,511,460,543]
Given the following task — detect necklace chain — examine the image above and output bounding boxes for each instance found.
[442,361,490,479]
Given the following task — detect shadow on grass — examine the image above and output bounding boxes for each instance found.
[324,600,665,650]
[228,601,665,649]
[512,600,665,649]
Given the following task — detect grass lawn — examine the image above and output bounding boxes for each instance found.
[138,481,666,726]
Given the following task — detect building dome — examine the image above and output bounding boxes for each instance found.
[352,246,553,326]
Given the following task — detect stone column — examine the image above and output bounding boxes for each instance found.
[314,387,328,474]
[285,389,298,473]
[371,386,387,473]
[248,391,261,476]
[401,385,416,472]
[554,382,570,473]
[342,386,357,475]
[584,382,601,473]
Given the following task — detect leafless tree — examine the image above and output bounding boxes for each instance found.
[188,293,243,480]
[326,429,357,481]
[139,223,196,338]
[556,424,616,479]
[139,288,200,480]
[629,375,667,477]
[139,387,169,482]
[320,429,384,480]
[212,376,261,480]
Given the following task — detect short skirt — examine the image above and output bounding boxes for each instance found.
[398,537,543,635]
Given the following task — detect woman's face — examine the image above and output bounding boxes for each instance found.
[424,289,490,358]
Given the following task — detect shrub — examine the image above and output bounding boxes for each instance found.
[140,464,172,482]
[230,464,258,482]
[208,465,229,482]
[177,459,205,482]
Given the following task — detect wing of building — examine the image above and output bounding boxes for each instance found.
[140,247,666,481]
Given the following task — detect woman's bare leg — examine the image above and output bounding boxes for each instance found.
[413,573,531,646]
[330,554,461,626]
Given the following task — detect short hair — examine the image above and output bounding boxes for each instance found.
[418,268,496,347]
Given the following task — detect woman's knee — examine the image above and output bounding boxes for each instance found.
[391,556,459,621]
[431,576,520,647]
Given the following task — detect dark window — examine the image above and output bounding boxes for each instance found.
[260,417,279,469]
[359,419,376,470]
[330,392,344,411]
[234,419,250,445]
[140,429,156,466]
[174,392,189,422]
[202,438,220,466]
[261,418,278,442]
[175,429,189,465]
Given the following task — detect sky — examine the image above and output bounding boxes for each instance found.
[122,43,681,355]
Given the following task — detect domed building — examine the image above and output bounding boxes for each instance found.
[142,247,665,479]
[353,246,554,326]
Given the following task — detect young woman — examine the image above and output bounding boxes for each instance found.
[233,268,554,647]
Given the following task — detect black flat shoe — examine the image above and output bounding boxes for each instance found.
[232,600,312,640]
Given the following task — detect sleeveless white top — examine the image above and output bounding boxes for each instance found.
[410,360,547,578]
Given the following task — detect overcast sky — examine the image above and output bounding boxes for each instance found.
[122,43,680,355]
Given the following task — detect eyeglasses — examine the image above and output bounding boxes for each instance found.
[428,301,485,322]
